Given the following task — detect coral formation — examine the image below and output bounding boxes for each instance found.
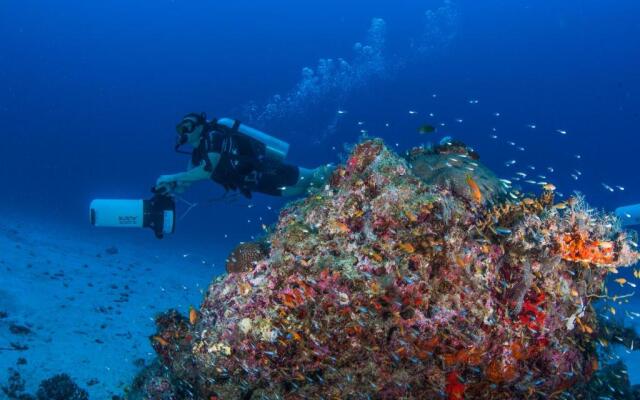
[133,139,639,399]
[407,140,506,205]
[1,368,31,400]
[35,374,89,400]
[1,370,88,400]
[125,361,185,400]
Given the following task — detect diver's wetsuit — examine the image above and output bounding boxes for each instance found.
[191,121,299,198]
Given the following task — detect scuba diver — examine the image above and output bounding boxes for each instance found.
[89,113,334,238]
[154,113,334,198]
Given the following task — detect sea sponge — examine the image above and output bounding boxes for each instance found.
[407,140,507,205]
[225,242,268,273]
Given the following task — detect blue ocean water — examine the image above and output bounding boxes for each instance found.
[1,0,639,398]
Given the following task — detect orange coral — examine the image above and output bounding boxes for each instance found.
[510,341,528,361]
[277,285,311,309]
[486,358,517,383]
[461,347,484,366]
[558,232,614,266]
[444,347,484,367]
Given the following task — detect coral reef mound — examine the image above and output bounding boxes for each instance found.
[137,139,639,399]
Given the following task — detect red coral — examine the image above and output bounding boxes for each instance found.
[445,371,465,400]
[518,292,546,334]
[345,140,383,174]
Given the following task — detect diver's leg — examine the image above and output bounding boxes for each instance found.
[281,164,335,197]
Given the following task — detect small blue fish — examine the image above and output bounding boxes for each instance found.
[495,227,512,235]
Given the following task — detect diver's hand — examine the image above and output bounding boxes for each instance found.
[155,175,194,195]
[155,175,179,195]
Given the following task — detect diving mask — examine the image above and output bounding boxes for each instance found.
[175,113,207,151]
[176,119,197,135]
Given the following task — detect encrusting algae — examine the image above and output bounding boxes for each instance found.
[128,139,640,399]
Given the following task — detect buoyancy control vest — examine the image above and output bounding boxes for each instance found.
[191,119,290,198]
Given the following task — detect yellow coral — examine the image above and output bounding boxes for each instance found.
[208,342,232,356]
[239,317,253,334]
[255,318,276,342]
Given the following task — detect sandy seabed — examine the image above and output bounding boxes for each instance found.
[0,214,220,399]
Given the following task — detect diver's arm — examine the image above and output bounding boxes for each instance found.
[155,152,221,193]
[158,163,208,184]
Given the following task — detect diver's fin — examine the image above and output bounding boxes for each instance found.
[615,204,640,227]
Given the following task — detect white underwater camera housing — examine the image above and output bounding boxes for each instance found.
[90,194,176,239]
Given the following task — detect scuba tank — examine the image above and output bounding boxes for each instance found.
[216,118,290,161]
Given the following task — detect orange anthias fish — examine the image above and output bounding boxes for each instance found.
[189,305,199,325]
[333,221,350,234]
[614,278,627,286]
[465,174,482,204]
[153,335,169,346]
[399,243,416,254]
